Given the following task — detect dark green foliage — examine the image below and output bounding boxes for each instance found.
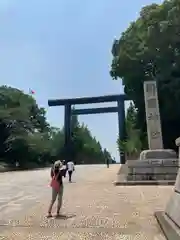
[0,85,113,168]
[117,102,143,159]
[50,113,114,164]
[110,0,180,150]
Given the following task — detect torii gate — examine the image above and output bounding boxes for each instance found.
[48,94,128,164]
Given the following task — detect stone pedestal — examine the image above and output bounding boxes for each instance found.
[139,149,176,160]
[127,149,178,181]
[155,138,180,239]
[115,149,178,185]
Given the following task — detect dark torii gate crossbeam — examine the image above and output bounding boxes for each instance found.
[48,94,129,164]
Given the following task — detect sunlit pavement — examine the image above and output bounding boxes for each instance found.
[0,164,172,239]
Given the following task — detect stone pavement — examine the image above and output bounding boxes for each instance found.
[0,165,173,239]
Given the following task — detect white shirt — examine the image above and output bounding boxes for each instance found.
[67,161,74,171]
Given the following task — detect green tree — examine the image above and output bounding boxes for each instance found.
[0,85,114,168]
[110,0,180,150]
[49,127,64,159]
[117,102,142,159]
[69,112,113,164]
[0,86,51,167]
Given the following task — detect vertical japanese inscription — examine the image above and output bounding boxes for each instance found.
[144,81,163,149]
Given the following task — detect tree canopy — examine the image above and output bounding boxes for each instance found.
[117,102,143,159]
[0,85,114,168]
[110,0,180,150]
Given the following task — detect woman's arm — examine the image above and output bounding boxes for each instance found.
[50,168,54,178]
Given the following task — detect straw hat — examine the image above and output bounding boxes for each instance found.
[54,160,63,169]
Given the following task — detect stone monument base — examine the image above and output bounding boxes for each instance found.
[154,138,180,240]
[155,209,180,240]
[115,149,178,186]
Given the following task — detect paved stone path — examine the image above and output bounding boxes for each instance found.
[0,165,173,239]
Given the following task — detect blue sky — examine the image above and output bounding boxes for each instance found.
[0,0,162,161]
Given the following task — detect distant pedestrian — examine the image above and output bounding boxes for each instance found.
[106,159,109,168]
[67,161,75,182]
[62,160,67,176]
[15,161,19,168]
[47,160,67,218]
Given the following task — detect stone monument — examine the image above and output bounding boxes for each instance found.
[155,137,180,239]
[143,81,163,149]
[115,81,178,185]
[125,81,178,183]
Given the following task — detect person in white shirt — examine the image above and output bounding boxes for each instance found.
[67,161,75,182]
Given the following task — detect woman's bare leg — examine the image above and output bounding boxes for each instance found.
[56,186,64,216]
[47,188,57,217]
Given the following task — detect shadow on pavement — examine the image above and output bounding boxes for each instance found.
[55,214,76,220]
